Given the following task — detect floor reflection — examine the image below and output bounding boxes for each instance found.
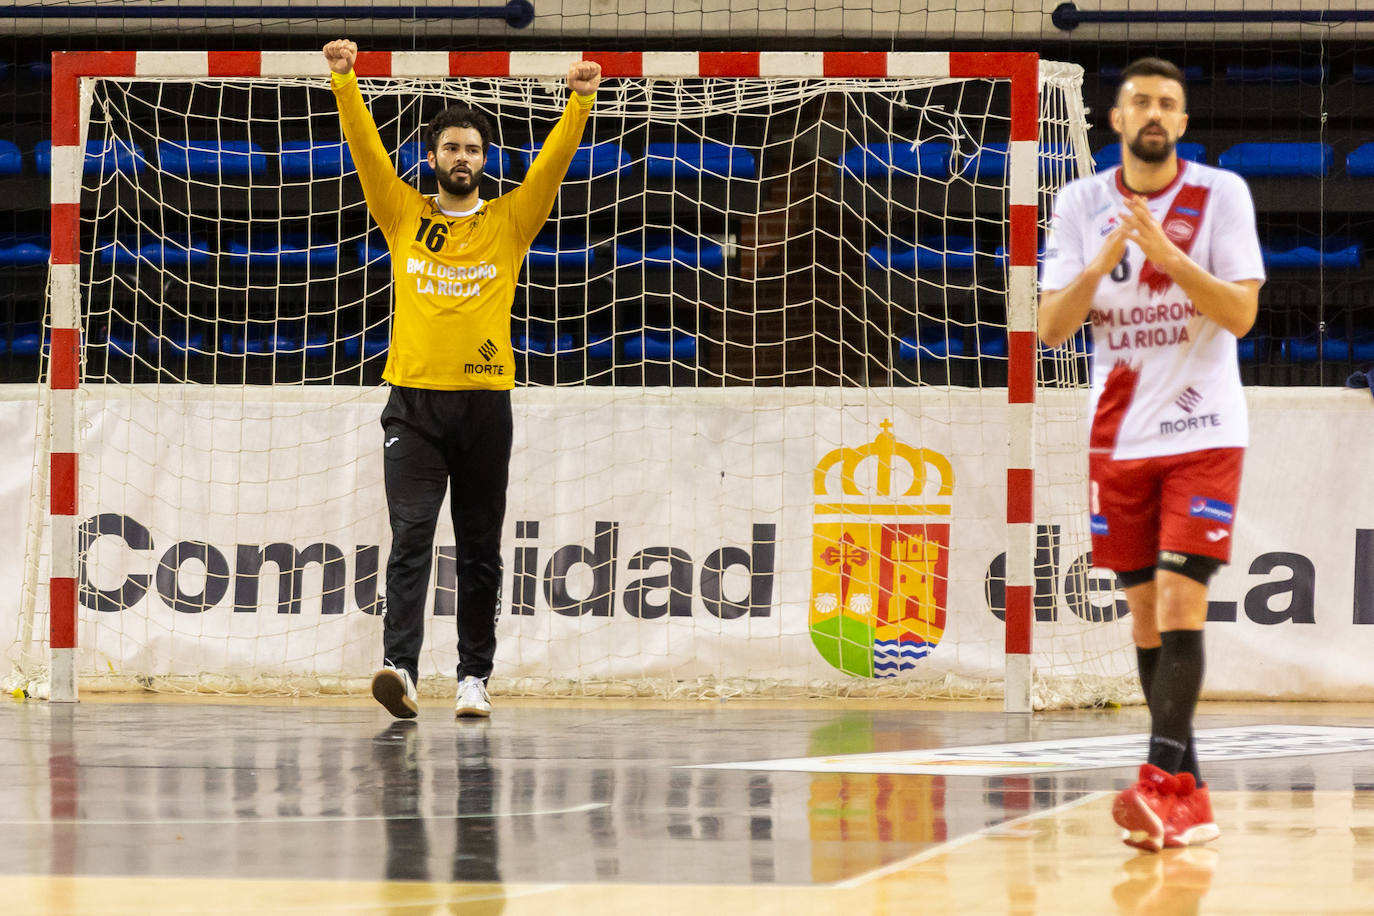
[3,699,1374,912]
[1111,848,1219,915]
[373,719,505,914]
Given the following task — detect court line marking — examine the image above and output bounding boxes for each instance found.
[692,724,1374,776]
[0,881,571,915]
[0,800,607,827]
[831,790,1110,889]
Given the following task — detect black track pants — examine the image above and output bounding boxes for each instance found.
[379,386,512,684]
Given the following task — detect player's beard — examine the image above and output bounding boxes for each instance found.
[1127,124,1175,164]
[436,163,483,197]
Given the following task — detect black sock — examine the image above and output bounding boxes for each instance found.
[1137,644,1202,782]
[1181,736,1201,784]
[1146,629,1205,776]
[1136,645,1161,709]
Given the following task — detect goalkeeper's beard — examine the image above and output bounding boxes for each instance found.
[436,164,483,197]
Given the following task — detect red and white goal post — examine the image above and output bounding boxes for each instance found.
[18,50,1118,710]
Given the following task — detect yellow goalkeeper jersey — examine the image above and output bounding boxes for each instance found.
[331,70,593,390]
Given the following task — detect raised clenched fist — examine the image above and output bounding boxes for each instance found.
[567,60,602,97]
[323,40,358,76]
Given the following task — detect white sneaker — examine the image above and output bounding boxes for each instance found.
[371,664,418,719]
[455,675,491,718]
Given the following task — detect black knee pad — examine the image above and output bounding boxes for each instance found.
[1116,566,1156,588]
[1157,550,1221,586]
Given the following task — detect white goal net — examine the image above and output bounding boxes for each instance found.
[8,53,1131,708]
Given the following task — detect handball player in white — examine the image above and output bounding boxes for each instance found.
[1039,57,1265,853]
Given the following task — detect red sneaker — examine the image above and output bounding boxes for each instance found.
[1113,763,1179,853]
[1164,772,1220,848]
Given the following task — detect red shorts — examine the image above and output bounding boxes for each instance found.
[1088,447,1244,572]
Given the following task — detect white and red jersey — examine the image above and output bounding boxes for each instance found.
[1040,160,1266,460]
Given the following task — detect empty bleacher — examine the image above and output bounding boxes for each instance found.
[3,52,1374,386]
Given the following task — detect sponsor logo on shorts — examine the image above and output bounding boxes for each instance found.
[1190,497,1234,524]
[1206,529,1229,542]
[1090,514,1110,535]
[1160,550,1188,565]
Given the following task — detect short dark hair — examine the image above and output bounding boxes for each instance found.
[423,106,494,155]
[1117,57,1187,106]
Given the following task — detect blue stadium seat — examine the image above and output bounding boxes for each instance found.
[5,323,42,357]
[867,237,978,272]
[1217,142,1332,177]
[158,141,267,178]
[587,331,616,360]
[614,235,724,270]
[898,334,963,361]
[33,140,149,176]
[526,233,595,269]
[624,330,696,361]
[898,332,1010,361]
[645,142,757,179]
[225,235,338,269]
[516,331,576,355]
[1225,63,1324,83]
[354,234,390,267]
[157,327,207,358]
[961,142,1074,180]
[218,329,248,356]
[280,141,355,178]
[96,237,212,268]
[1093,142,1206,171]
[1236,336,1269,362]
[975,332,1008,358]
[289,328,332,357]
[104,320,136,357]
[1285,336,1374,362]
[1262,241,1362,270]
[0,235,49,266]
[220,325,330,357]
[838,142,952,181]
[1101,64,1205,82]
[516,141,629,180]
[399,142,509,179]
[1346,143,1374,177]
[0,140,21,176]
[340,328,390,359]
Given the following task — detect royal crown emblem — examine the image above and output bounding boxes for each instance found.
[810,420,955,678]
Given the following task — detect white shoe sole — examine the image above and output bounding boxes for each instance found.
[1114,791,1165,853]
[371,670,418,719]
[455,704,491,719]
[1165,822,1221,848]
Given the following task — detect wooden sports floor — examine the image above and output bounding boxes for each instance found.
[3,695,1372,915]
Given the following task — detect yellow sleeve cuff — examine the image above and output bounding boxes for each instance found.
[573,91,596,109]
[331,70,357,88]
